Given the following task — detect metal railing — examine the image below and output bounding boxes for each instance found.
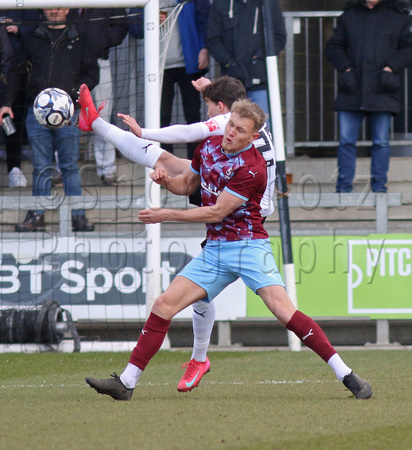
[0,192,194,238]
[0,191,400,238]
[283,12,412,156]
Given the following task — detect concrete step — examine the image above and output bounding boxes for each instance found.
[3,155,412,188]
[0,157,146,188]
[1,156,412,235]
[286,156,412,202]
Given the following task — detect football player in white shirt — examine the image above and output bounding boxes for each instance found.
[119,76,276,217]
[78,76,277,392]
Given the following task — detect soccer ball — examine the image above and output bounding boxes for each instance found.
[33,87,74,129]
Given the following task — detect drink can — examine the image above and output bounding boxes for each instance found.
[2,115,16,136]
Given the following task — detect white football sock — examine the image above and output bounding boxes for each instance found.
[92,118,164,169]
[120,363,142,389]
[327,353,352,381]
[191,300,215,362]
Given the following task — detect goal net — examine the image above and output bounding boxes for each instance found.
[0,6,212,352]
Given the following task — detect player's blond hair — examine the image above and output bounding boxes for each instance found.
[230,99,266,132]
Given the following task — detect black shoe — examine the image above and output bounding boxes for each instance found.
[343,371,372,399]
[15,211,45,232]
[86,373,133,401]
[51,170,63,187]
[101,174,117,186]
[72,215,94,232]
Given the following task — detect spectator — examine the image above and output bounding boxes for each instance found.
[207,0,286,123]
[68,8,128,186]
[0,25,13,105]
[0,27,13,147]
[0,10,39,188]
[127,7,143,40]
[7,8,99,232]
[325,0,412,193]
[130,0,210,160]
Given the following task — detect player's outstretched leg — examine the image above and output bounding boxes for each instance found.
[286,310,372,399]
[77,84,167,170]
[77,83,105,131]
[260,286,372,400]
[85,312,171,401]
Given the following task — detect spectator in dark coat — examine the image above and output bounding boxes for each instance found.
[326,0,412,193]
[207,0,286,123]
[0,9,39,188]
[8,8,99,232]
[0,26,13,108]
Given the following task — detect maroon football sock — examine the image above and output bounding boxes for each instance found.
[286,310,336,362]
[129,312,171,370]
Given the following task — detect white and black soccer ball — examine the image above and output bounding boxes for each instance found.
[33,87,74,129]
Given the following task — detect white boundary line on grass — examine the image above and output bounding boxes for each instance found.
[0,379,335,390]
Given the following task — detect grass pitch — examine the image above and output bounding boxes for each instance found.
[0,349,411,449]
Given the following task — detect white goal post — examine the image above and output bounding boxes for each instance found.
[3,1,150,7]
[3,0,163,319]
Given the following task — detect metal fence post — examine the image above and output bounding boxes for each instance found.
[376,193,388,234]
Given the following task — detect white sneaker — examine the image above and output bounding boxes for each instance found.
[8,167,28,188]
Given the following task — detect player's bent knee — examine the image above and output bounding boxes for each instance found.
[258,285,296,326]
[151,294,175,319]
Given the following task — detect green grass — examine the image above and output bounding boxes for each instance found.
[0,350,411,449]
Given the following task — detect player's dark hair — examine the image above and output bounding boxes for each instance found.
[202,76,246,109]
[231,99,266,132]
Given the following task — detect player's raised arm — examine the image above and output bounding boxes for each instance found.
[191,76,211,92]
[119,110,209,143]
[139,190,244,224]
[150,165,200,196]
[117,113,142,137]
[142,121,209,144]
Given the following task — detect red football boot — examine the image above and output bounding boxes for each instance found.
[76,83,105,131]
[177,357,211,392]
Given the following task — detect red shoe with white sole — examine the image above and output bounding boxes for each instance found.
[76,83,105,131]
[177,357,211,392]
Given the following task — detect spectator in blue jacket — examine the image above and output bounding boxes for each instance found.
[129,0,210,160]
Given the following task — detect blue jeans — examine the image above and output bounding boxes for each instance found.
[247,88,271,131]
[26,108,84,216]
[337,111,391,193]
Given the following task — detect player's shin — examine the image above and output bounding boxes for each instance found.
[286,311,372,398]
[92,118,164,168]
[123,313,171,388]
[286,310,337,362]
[191,300,215,362]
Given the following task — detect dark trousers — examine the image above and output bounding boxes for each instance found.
[161,67,202,160]
[5,86,28,173]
